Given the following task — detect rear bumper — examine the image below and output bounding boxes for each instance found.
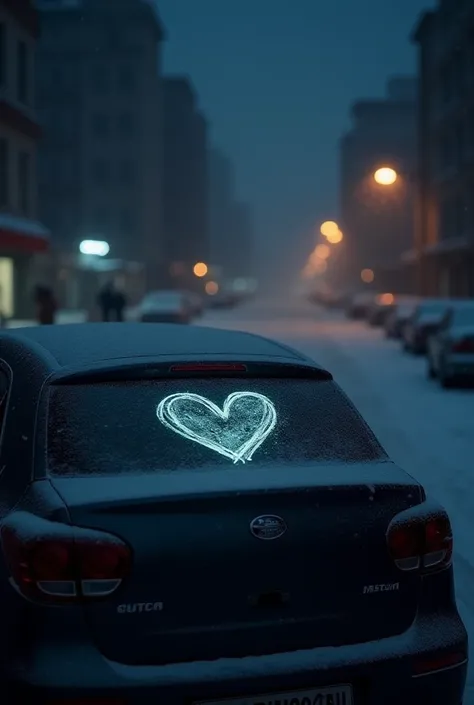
[7,610,467,705]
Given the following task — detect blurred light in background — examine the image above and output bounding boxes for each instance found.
[361,268,375,283]
[320,220,339,238]
[373,167,397,186]
[314,243,330,260]
[79,239,110,256]
[325,228,343,244]
[193,261,208,277]
[378,292,395,305]
[205,280,219,295]
[314,259,328,273]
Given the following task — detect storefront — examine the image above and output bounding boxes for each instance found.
[0,213,50,319]
[54,253,146,317]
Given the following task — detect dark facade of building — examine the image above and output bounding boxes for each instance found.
[162,76,209,288]
[0,0,50,318]
[209,147,255,284]
[228,201,254,279]
[36,0,165,304]
[413,1,474,297]
[209,146,235,273]
[339,76,417,292]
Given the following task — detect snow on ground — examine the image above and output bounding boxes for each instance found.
[202,299,474,700]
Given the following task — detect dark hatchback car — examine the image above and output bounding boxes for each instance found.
[0,323,467,705]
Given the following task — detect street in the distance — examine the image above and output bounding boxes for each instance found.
[202,298,474,702]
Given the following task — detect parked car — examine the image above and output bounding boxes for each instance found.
[384,298,420,339]
[427,300,474,387]
[402,299,451,354]
[367,293,396,326]
[346,291,377,319]
[137,290,193,323]
[0,322,467,704]
[309,288,348,309]
[208,291,239,309]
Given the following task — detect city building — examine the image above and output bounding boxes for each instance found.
[208,147,255,290]
[209,146,235,273]
[162,75,209,290]
[412,2,474,297]
[0,0,50,319]
[36,0,165,308]
[228,200,255,280]
[339,76,417,292]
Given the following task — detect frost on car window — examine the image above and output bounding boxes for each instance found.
[46,378,386,476]
[156,391,277,464]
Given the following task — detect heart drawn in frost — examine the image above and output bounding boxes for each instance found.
[156,391,277,464]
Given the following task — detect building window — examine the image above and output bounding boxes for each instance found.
[91,113,109,137]
[119,159,136,184]
[0,140,8,207]
[118,64,135,91]
[91,159,109,183]
[17,41,28,104]
[118,113,134,137]
[0,23,6,87]
[18,152,30,215]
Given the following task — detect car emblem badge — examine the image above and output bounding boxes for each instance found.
[250,515,287,540]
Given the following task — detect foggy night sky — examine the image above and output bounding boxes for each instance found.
[158,0,432,283]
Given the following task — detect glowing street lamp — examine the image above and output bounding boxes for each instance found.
[320,220,339,238]
[193,262,208,278]
[373,167,398,186]
[79,239,110,256]
[361,268,375,284]
[205,280,219,295]
[326,228,343,244]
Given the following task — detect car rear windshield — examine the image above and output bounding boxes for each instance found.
[47,378,384,476]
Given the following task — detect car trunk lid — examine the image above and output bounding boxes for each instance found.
[51,462,423,665]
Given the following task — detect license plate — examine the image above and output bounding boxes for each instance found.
[194,685,353,705]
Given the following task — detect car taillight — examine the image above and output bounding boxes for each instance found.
[386,510,452,572]
[1,520,132,603]
[452,338,474,353]
[413,650,466,677]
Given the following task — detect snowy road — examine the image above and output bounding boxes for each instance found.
[202,298,474,701]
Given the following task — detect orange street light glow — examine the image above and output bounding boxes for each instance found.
[326,228,343,244]
[313,259,327,274]
[361,268,375,283]
[378,292,395,305]
[374,167,397,186]
[205,280,219,295]
[314,244,330,260]
[320,220,339,238]
[193,262,208,277]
